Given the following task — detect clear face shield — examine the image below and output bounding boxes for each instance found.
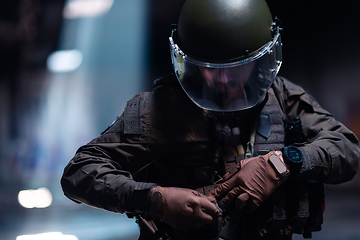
[169,29,282,112]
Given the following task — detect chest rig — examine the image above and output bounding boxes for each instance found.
[203,88,324,240]
[208,88,285,172]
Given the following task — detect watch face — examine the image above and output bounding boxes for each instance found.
[286,146,302,163]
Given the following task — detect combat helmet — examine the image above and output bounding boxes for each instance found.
[169,0,282,111]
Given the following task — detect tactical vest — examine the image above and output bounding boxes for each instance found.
[207,88,324,240]
[122,77,324,240]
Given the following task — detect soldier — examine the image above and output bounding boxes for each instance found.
[61,0,360,239]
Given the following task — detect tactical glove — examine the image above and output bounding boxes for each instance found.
[210,151,289,211]
[149,186,222,230]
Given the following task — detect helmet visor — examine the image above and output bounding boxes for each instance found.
[169,33,282,112]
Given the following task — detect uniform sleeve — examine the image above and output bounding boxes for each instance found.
[275,77,360,184]
[61,115,156,214]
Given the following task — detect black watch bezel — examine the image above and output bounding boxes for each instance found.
[282,146,303,174]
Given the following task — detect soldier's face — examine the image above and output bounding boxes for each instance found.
[198,62,255,107]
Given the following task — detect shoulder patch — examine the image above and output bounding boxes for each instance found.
[124,96,143,134]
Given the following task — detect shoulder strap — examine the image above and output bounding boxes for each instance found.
[252,87,286,156]
[123,92,152,135]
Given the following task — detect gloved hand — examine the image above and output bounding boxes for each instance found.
[149,186,222,230]
[210,151,289,212]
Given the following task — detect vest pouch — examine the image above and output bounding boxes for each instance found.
[303,180,324,234]
[282,179,324,238]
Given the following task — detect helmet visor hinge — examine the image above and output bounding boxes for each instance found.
[272,17,283,35]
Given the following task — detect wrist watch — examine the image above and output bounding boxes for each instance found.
[282,146,303,175]
[268,152,290,181]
